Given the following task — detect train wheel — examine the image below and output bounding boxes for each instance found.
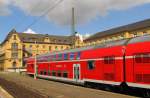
[112,86,120,93]
[84,82,92,88]
[120,83,129,94]
[143,89,150,98]
[103,85,112,92]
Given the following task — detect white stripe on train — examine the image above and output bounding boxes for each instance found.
[127,82,150,89]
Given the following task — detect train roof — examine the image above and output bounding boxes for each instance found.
[128,34,150,44]
[37,39,129,58]
[31,34,150,59]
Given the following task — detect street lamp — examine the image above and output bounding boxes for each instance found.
[34,41,37,80]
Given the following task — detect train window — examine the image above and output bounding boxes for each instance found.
[51,55,54,61]
[52,71,56,76]
[134,55,142,63]
[40,71,43,75]
[64,53,68,60]
[70,53,75,60]
[63,72,68,78]
[58,54,62,61]
[134,53,150,63]
[57,71,61,77]
[76,52,81,60]
[143,54,150,63]
[47,56,51,61]
[104,56,115,64]
[52,55,57,61]
[48,70,51,76]
[44,70,47,75]
[87,60,95,70]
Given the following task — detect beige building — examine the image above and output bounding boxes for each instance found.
[84,19,150,46]
[0,29,82,71]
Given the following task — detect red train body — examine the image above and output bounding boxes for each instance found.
[26,35,150,92]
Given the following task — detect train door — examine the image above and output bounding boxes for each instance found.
[73,64,80,81]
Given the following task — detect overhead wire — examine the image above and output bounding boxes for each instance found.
[22,0,64,32]
[13,0,43,29]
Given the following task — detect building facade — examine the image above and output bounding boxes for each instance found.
[0,29,82,71]
[84,19,150,46]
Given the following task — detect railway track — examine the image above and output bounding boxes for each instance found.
[0,72,137,98]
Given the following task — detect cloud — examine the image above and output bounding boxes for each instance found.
[23,28,37,34]
[0,0,11,15]
[75,33,92,41]
[1,0,150,25]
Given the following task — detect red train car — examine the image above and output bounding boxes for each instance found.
[26,35,150,96]
[125,35,150,93]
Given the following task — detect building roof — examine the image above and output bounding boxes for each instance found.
[85,18,150,42]
[17,33,73,45]
[1,29,74,45]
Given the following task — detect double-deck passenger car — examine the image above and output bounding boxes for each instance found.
[26,35,150,97]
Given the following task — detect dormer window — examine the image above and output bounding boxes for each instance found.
[44,37,49,42]
[64,40,67,42]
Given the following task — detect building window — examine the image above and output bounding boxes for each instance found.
[12,61,16,68]
[131,32,138,37]
[61,46,63,50]
[45,37,49,41]
[87,60,95,70]
[29,45,32,48]
[104,56,115,64]
[143,31,148,35]
[11,43,18,58]
[55,46,58,50]
[23,45,25,49]
[36,45,39,48]
[23,53,26,57]
[49,46,51,51]
[11,43,18,50]
[13,35,17,40]
[66,47,69,49]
